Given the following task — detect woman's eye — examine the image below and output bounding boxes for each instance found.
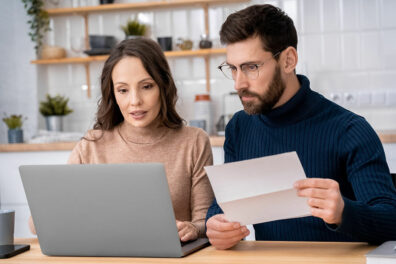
[117,88,128,94]
[142,83,154,90]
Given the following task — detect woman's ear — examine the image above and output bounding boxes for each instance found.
[280,47,298,74]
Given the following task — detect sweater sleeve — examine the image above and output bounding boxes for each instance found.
[331,116,396,244]
[190,129,215,237]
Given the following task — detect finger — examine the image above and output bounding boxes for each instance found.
[215,214,231,223]
[297,188,328,199]
[307,197,327,209]
[178,227,189,240]
[207,226,249,240]
[181,231,196,242]
[209,230,249,250]
[176,221,185,231]
[294,178,336,190]
[207,216,241,232]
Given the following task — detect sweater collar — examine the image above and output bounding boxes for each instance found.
[117,120,170,145]
[259,75,320,126]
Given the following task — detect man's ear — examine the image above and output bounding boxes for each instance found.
[280,47,298,74]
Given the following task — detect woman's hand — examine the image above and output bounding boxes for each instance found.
[28,215,37,235]
[176,220,199,242]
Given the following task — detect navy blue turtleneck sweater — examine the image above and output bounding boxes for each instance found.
[206,75,396,244]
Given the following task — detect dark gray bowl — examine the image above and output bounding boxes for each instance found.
[89,35,117,49]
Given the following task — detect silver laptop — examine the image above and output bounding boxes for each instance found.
[19,163,209,257]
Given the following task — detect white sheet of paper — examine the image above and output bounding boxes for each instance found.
[205,151,311,225]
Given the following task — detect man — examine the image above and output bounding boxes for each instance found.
[206,4,396,250]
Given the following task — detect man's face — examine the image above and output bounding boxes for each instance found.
[225,36,286,115]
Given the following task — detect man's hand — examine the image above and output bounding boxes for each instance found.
[206,214,250,250]
[294,178,344,225]
[176,220,199,242]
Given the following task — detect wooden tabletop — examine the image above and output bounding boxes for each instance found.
[11,238,374,264]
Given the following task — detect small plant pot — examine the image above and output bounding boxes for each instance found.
[45,116,63,131]
[126,35,142,40]
[8,129,23,144]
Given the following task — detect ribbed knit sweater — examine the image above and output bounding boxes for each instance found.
[206,75,396,244]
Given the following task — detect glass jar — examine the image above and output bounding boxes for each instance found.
[199,34,212,49]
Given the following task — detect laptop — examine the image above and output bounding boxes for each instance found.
[19,163,209,257]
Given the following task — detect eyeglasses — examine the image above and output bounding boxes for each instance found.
[218,51,281,80]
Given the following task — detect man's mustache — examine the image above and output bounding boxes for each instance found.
[238,89,262,99]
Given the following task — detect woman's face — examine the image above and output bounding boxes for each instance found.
[112,56,161,128]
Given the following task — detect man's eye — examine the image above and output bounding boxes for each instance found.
[229,66,237,72]
[245,64,257,71]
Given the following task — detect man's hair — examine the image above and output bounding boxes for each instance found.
[220,4,297,58]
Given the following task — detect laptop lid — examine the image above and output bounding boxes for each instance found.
[20,163,208,257]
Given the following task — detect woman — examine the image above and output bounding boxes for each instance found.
[30,38,214,241]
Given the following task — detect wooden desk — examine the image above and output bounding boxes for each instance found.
[11,238,374,264]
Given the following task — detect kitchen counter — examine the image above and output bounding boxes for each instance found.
[1,131,396,152]
[0,136,226,152]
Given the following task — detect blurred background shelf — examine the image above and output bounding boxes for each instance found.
[46,0,249,16]
[31,48,227,64]
[0,136,226,152]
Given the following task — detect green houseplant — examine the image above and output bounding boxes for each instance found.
[22,0,51,55]
[120,19,147,39]
[2,114,26,143]
[39,94,73,131]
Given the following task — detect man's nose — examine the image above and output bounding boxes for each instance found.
[234,70,248,91]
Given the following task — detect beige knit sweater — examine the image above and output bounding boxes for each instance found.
[68,121,214,237]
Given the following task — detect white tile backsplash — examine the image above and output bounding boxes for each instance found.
[380,0,396,28]
[359,0,379,30]
[381,30,396,69]
[322,0,341,32]
[360,32,381,70]
[341,33,360,70]
[322,34,342,71]
[341,0,360,31]
[301,0,322,34]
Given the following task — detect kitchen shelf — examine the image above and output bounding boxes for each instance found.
[46,0,249,16]
[31,48,227,65]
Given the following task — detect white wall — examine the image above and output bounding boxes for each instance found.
[0,0,38,144]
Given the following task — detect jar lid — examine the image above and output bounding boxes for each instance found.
[195,94,211,101]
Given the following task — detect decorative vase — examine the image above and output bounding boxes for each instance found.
[8,129,23,144]
[45,116,63,131]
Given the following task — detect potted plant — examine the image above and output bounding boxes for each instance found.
[120,18,147,39]
[39,94,73,132]
[22,0,51,56]
[2,114,26,144]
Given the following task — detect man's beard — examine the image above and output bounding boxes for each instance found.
[238,66,285,115]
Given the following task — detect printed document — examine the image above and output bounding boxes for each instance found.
[205,151,311,225]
